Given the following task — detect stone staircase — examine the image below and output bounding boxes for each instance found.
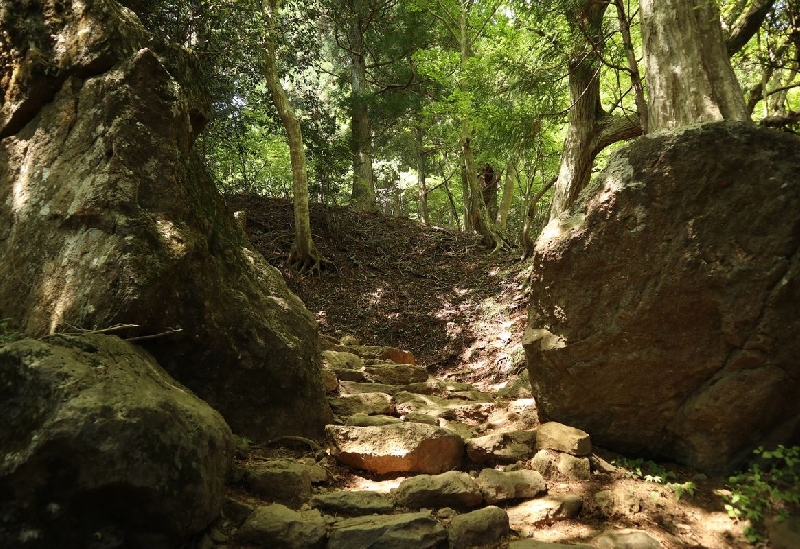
[197,337,665,549]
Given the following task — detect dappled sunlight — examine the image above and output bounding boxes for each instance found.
[12,156,31,218]
[155,216,188,258]
[346,476,405,493]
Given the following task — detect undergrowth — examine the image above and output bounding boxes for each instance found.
[0,318,21,345]
[725,445,800,543]
[614,457,697,500]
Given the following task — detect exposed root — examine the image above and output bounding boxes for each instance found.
[288,247,333,276]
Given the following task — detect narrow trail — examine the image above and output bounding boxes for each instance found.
[210,195,758,549]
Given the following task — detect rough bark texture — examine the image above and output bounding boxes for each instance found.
[641,0,749,131]
[0,0,332,440]
[525,122,800,474]
[0,334,234,548]
[349,0,375,212]
[549,1,641,219]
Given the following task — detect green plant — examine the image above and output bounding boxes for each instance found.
[613,457,695,501]
[0,318,21,345]
[725,445,800,544]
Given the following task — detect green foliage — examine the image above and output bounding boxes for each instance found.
[725,445,800,544]
[613,456,696,501]
[0,318,21,345]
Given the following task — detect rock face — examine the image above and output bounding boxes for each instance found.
[0,334,234,548]
[524,122,800,473]
[0,0,331,439]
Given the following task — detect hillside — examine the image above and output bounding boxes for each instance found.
[225,194,532,387]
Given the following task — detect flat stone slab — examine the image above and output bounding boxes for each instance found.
[327,511,446,549]
[536,422,592,456]
[329,392,394,416]
[244,460,313,507]
[476,468,546,504]
[466,430,537,464]
[393,471,483,509]
[447,506,510,549]
[234,504,326,549]
[364,363,429,384]
[309,490,394,516]
[507,495,583,535]
[327,423,464,474]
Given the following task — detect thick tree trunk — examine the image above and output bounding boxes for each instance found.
[349,0,375,211]
[640,0,749,131]
[263,0,327,274]
[550,1,641,219]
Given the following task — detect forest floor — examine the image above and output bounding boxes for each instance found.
[224,194,780,549]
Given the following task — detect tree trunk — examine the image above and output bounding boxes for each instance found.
[614,0,648,133]
[416,124,429,224]
[497,154,518,231]
[457,8,505,251]
[640,0,749,131]
[349,0,376,211]
[549,1,641,219]
[262,0,327,274]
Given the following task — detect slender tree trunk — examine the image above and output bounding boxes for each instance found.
[262,0,327,274]
[640,0,749,131]
[614,0,648,133]
[416,124,429,224]
[461,163,472,232]
[458,8,505,251]
[349,0,375,211]
[498,153,518,231]
[549,1,642,219]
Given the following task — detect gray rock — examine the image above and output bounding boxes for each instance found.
[0,0,332,442]
[767,516,800,549]
[476,469,546,504]
[446,506,510,549]
[310,490,394,516]
[0,334,234,548]
[530,449,556,477]
[395,392,494,423]
[329,392,394,416]
[322,350,365,371]
[234,504,326,549]
[327,511,446,549]
[403,412,440,426]
[244,460,312,507]
[327,423,464,475]
[340,381,403,396]
[335,368,370,382]
[509,541,594,548]
[594,528,661,549]
[223,497,255,526]
[507,494,583,531]
[344,413,402,427]
[466,430,537,464]
[557,454,591,480]
[524,122,800,474]
[535,422,592,456]
[365,363,429,384]
[394,471,483,509]
[322,368,339,393]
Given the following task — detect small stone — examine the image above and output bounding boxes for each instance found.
[535,422,592,456]
[244,460,312,507]
[310,490,394,516]
[327,511,446,549]
[447,506,510,549]
[594,528,661,549]
[393,471,483,509]
[476,469,546,504]
[557,453,591,480]
[234,504,326,549]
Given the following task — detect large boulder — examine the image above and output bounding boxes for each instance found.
[0,0,331,439]
[0,334,234,548]
[524,122,800,473]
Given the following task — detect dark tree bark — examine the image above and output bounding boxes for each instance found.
[549,1,642,219]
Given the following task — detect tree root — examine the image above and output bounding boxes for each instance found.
[288,247,333,276]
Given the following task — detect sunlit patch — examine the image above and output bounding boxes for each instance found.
[155,217,187,258]
[347,476,405,493]
[12,162,31,216]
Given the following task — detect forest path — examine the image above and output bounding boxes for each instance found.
[225,194,532,389]
[218,195,760,549]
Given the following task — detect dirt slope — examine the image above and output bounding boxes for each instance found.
[225,194,531,386]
